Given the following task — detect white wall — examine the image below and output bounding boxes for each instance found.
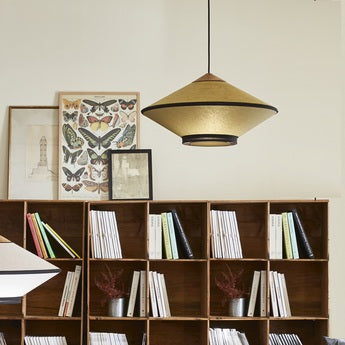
[0,0,344,337]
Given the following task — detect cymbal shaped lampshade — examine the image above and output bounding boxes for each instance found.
[142,73,278,146]
[0,235,60,304]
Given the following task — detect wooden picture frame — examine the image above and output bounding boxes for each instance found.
[8,106,59,200]
[58,92,140,200]
[108,149,152,200]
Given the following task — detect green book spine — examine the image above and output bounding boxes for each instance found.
[35,212,56,258]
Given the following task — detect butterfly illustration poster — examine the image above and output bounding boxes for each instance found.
[58,92,140,200]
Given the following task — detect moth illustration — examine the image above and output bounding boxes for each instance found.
[117,124,136,148]
[80,103,89,113]
[82,99,117,114]
[119,99,136,110]
[77,150,88,165]
[62,124,85,149]
[62,167,85,182]
[82,180,108,194]
[63,111,78,122]
[87,115,113,132]
[62,183,83,192]
[62,146,82,164]
[62,98,81,110]
[87,148,108,165]
[88,165,108,181]
[118,111,136,128]
[78,127,121,150]
[78,113,88,128]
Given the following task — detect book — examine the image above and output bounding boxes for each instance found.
[65,265,82,317]
[0,332,7,345]
[43,222,80,258]
[166,212,178,259]
[292,208,315,259]
[148,214,156,259]
[34,212,55,258]
[161,213,172,259]
[269,271,279,317]
[159,273,171,317]
[287,212,299,259]
[127,271,140,317]
[281,212,293,259]
[275,214,283,259]
[148,271,158,317]
[279,273,291,317]
[31,212,48,259]
[58,271,73,317]
[26,213,43,258]
[247,270,260,317]
[139,270,147,317]
[269,214,276,259]
[260,270,267,317]
[171,208,194,259]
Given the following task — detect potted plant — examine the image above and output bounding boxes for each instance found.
[214,264,248,316]
[95,264,127,317]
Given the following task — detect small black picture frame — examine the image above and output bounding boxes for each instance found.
[108,149,153,200]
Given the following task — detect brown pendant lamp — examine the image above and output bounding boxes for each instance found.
[141,0,278,147]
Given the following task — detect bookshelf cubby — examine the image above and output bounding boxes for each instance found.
[0,199,328,345]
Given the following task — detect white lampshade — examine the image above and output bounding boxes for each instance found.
[0,235,60,304]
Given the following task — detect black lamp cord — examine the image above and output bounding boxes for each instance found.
[208,0,211,74]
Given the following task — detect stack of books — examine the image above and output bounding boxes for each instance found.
[247,270,291,318]
[24,336,68,345]
[27,212,80,259]
[0,333,7,345]
[210,210,243,258]
[269,209,314,259]
[269,271,291,318]
[209,328,249,345]
[269,333,303,344]
[58,265,82,317]
[126,270,146,317]
[149,209,194,259]
[89,332,129,345]
[89,210,122,259]
[149,271,171,317]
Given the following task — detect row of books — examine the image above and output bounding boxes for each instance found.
[127,270,146,317]
[149,271,171,317]
[269,209,314,259]
[209,328,249,345]
[247,270,291,317]
[89,332,128,345]
[269,333,303,345]
[24,336,68,345]
[58,265,82,317]
[210,210,243,258]
[27,212,80,259]
[149,209,194,259]
[0,333,7,345]
[89,210,122,259]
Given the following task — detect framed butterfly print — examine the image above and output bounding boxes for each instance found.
[8,106,59,199]
[58,91,140,200]
[108,149,152,200]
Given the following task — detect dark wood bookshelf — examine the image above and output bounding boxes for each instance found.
[0,200,328,345]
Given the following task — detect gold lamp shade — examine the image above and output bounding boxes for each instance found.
[142,73,278,146]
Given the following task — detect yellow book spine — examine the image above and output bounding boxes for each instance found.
[161,213,172,259]
[282,212,293,259]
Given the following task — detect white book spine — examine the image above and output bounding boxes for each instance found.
[260,270,267,317]
[148,214,156,259]
[140,270,147,317]
[127,271,140,317]
[159,273,171,317]
[58,271,72,317]
[247,270,260,317]
[269,271,279,317]
[275,214,283,259]
[155,215,162,259]
[66,264,82,317]
[148,271,158,317]
[269,214,276,259]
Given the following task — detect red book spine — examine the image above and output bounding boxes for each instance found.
[26,213,43,258]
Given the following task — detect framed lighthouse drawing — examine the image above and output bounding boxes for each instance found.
[8,106,59,199]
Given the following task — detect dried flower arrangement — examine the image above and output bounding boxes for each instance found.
[94,264,127,305]
[214,264,247,306]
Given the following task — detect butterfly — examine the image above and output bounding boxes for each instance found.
[62,124,84,149]
[62,167,85,182]
[78,113,88,127]
[88,165,108,181]
[78,127,121,150]
[62,183,83,192]
[87,148,108,165]
[63,98,81,110]
[80,103,89,113]
[82,99,117,114]
[63,111,78,122]
[82,180,108,194]
[117,124,136,148]
[62,146,82,164]
[117,111,136,128]
[77,150,88,165]
[87,115,113,132]
[119,99,136,110]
